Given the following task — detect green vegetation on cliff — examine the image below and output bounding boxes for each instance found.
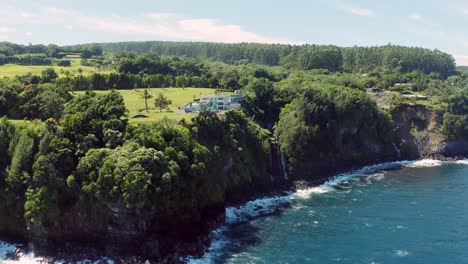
[0,87,271,253]
[276,84,395,165]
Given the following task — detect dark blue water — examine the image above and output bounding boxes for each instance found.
[190,160,468,264]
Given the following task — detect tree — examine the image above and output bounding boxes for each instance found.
[41,68,58,83]
[46,44,59,58]
[154,92,172,112]
[57,60,71,67]
[276,84,395,165]
[141,88,153,112]
[62,90,128,145]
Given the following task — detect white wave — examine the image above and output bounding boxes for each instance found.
[456,159,468,165]
[0,241,16,259]
[0,242,43,264]
[293,161,413,199]
[0,241,114,264]
[394,249,409,257]
[188,160,418,263]
[185,226,230,264]
[186,195,293,263]
[405,159,444,168]
[225,195,292,224]
[294,186,333,199]
[2,254,42,264]
[368,172,386,181]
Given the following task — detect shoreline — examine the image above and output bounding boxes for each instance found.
[187,157,467,263]
[0,156,466,263]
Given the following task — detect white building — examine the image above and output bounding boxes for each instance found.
[183,102,202,113]
[200,94,245,111]
[394,83,412,86]
[184,94,245,113]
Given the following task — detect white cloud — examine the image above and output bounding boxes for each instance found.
[455,3,468,16]
[344,7,376,17]
[0,26,9,33]
[409,14,423,21]
[176,18,291,43]
[0,7,300,44]
[454,55,468,66]
[408,13,440,28]
[147,13,177,21]
[46,7,71,15]
[25,32,33,37]
[0,34,8,40]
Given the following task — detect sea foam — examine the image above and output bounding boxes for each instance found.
[294,160,413,199]
[225,195,292,224]
[0,241,114,264]
[188,158,468,263]
[405,159,444,168]
[188,160,415,263]
[456,159,468,165]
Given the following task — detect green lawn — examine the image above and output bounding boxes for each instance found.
[0,59,106,77]
[75,88,223,123]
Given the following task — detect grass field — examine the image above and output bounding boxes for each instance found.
[0,59,106,78]
[75,88,223,123]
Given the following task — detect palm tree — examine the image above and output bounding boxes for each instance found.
[141,88,153,112]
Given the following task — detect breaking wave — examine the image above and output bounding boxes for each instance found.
[187,158,467,263]
[405,159,444,168]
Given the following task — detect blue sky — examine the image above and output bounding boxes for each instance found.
[2,0,468,65]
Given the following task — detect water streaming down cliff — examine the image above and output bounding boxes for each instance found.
[280,149,288,180]
[393,143,402,159]
[268,137,289,185]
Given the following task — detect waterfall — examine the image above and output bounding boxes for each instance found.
[269,137,288,183]
[393,143,401,159]
[280,149,288,180]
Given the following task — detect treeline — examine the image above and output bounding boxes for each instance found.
[0,54,72,66]
[78,41,456,77]
[1,41,458,77]
[0,54,52,66]
[16,54,283,92]
[57,73,222,91]
[0,42,102,59]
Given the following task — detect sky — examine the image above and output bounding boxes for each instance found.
[2,0,468,65]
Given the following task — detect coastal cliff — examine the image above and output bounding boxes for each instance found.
[392,104,468,159]
[279,103,468,187]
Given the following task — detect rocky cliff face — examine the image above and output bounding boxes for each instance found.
[391,105,468,159]
[13,196,224,263]
[392,105,445,158]
[278,104,468,188]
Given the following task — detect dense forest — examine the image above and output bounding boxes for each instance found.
[73,41,457,77]
[0,42,103,66]
[0,41,457,78]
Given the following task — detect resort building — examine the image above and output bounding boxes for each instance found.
[184,94,245,113]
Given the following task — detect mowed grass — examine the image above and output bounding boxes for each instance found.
[0,59,106,77]
[75,88,221,123]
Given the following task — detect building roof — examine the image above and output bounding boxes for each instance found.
[64,54,81,59]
